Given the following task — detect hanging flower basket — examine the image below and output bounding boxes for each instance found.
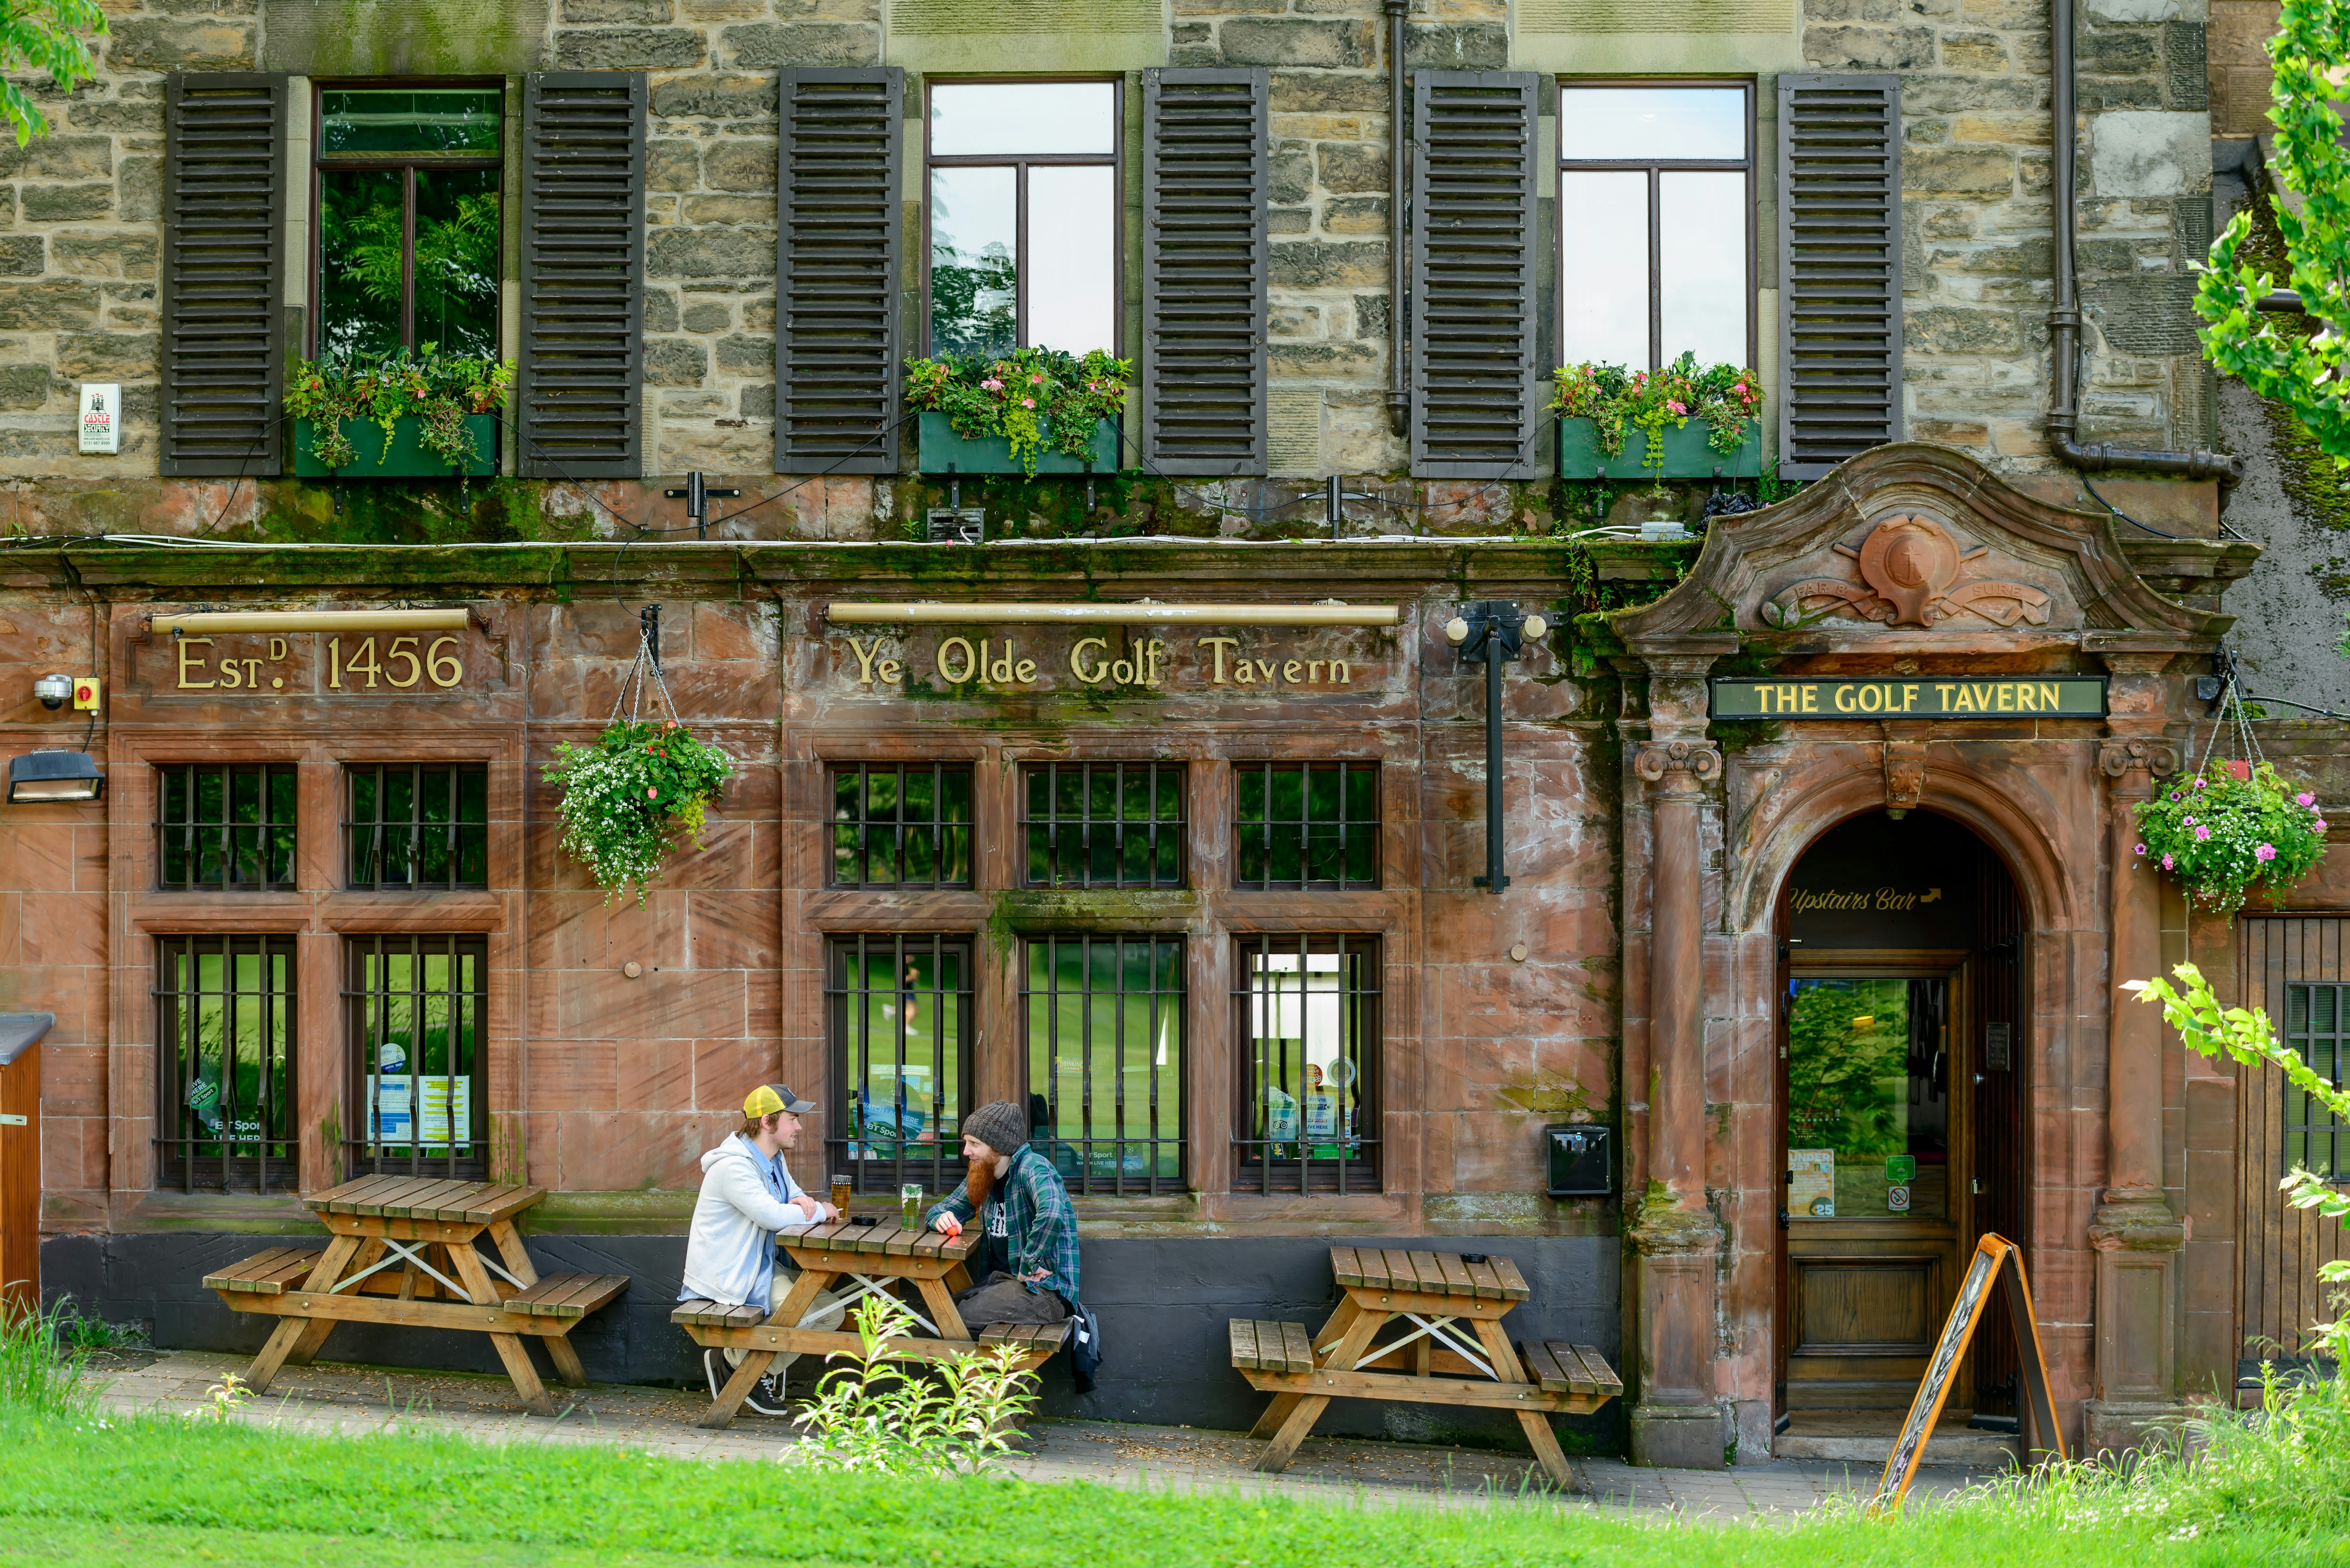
[2136,761,2327,917]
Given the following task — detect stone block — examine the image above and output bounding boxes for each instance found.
[1905,74,2044,113]
[2091,110,2210,196]
[1806,0,1904,16]
[1270,239,1386,289]
[2078,77,2166,111]
[117,156,161,225]
[1269,304,1323,338]
[2092,0,2187,14]
[0,280,98,330]
[740,382,776,417]
[2084,29,2158,73]
[1905,146,2016,194]
[50,231,157,279]
[2163,22,2209,110]
[1268,207,1311,235]
[644,287,680,334]
[1402,23,1509,69]
[714,332,771,373]
[2084,273,2202,352]
[1270,145,1312,205]
[1323,195,1389,234]
[0,136,110,180]
[1354,292,1389,337]
[56,331,158,378]
[1802,24,1937,69]
[1907,304,2020,351]
[21,184,111,222]
[106,19,256,70]
[1218,19,1375,69]
[719,22,878,67]
[682,299,732,333]
[1271,341,1379,376]
[553,27,707,68]
[644,337,711,386]
[0,235,40,275]
[659,391,732,417]
[1318,141,1388,195]
[560,0,674,18]
[649,139,700,192]
[1940,29,2010,69]
[0,364,48,410]
[651,74,780,119]
[742,297,775,330]
[65,100,163,135]
[703,138,779,192]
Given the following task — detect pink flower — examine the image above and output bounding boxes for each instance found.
[2256,843,2278,862]
[2299,792,2317,807]
[981,378,1003,391]
[2193,778,2207,789]
[2161,853,2174,871]
[1666,400,1688,416]
[2134,843,2147,855]
[2319,820,2331,831]
[2194,825,2211,841]
[1030,373,1044,384]
[645,787,658,799]
[1021,398,1035,409]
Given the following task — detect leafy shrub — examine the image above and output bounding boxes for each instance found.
[543,719,734,904]
[0,1296,97,1418]
[2134,762,2327,916]
[791,1294,1039,1476]
[1548,352,1764,484]
[285,345,513,473]
[903,346,1130,476]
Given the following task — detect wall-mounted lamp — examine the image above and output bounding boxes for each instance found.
[1449,601,1549,894]
[7,750,104,803]
[32,674,71,710]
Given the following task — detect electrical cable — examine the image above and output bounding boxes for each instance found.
[2080,471,2181,539]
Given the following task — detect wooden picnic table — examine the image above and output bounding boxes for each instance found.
[1230,1246,1623,1488]
[672,1218,1069,1429]
[204,1176,626,1416]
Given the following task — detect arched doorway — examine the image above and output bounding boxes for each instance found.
[1774,809,2028,1427]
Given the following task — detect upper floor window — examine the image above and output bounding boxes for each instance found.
[828,764,975,890]
[313,85,503,361]
[926,79,1120,357]
[1023,762,1184,889]
[347,763,489,890]
[158,763,298,891]
[1233,762,1379,891]
[1557,83,1752,371]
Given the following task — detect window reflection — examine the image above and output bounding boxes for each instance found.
[1558,87,1745,161]
[1559,171,1649,370]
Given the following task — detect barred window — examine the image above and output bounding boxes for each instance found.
[157,763,299,891]
[1233,934,1378,1192]
[828,764,974,889]
[1233,762,1378,890]
[1022,935,1184,1194]
[347,764,489,890]
[2285,983,2348,1179]
[1023,762,1184,889]
[154,934,297,1192]
[826,935,973,1196]
[345,934,489,1179]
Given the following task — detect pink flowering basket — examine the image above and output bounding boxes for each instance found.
[2134,758,2328,917]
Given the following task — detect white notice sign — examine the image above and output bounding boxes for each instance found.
[79,383,120,454]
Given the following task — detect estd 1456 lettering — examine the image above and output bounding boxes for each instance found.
[173,634,465,692]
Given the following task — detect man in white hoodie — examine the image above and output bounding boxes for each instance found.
[680,1084,846,1415]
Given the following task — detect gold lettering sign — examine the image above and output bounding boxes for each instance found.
[834,632,1357,694]
[1710,677,2105,719]
[167,633,469,694]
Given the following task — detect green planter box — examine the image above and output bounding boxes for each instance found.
[295,413,499,478]
[1557,416,1760,480]
[917,411,1120,475]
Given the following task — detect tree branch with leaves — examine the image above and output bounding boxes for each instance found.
[2126,963,2350,1283]
[1,0,108,147]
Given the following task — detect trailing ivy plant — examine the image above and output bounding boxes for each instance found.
[2133,761,2328,918]
[543,719,734,904]
[285,346,514,474]
[2195,0,2350,462]
[1,0,105,146]
[1548,353,1764,486]
[902,346,1130,477]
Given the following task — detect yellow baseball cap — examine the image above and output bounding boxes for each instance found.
[744,1084,814,1117]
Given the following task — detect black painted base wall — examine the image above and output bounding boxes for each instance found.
[42,1232,1623,1447]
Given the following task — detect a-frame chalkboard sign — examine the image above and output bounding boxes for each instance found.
[1868,1233,2064,1516]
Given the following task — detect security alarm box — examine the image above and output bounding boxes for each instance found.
[72,677,101,711]
[1546,1123,1611,1197]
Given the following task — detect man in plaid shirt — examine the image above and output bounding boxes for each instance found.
[924,1098,1078,1323]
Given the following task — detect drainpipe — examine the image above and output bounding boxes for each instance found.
[2047,0,2244,483]
[1387,0,1410,438]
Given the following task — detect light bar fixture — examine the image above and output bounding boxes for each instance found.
[7,750,104,803]
[825,602,1399,627]
[146,608,475,636]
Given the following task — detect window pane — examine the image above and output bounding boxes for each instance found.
[1559,87,1744,161]
[346,935,490,1179]
[320,88,501,155]
[1028,164,1118,355]
[412,168,501,358]
[931,81,1116,156]
[1559,171,1648,368]
[1659,171,1748,367]
[317,167,406,362]
[1023,935,1183,1193]
[828,937,972,1196]
[826,766,974,890]
[930,165,1018,356]
[155,935,297,1193]
[1236,937,1376,1193]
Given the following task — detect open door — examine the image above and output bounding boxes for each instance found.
[0,1012,51,1323]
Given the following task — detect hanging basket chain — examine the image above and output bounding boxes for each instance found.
[606,624,683,731]
[2192,663,2266,782]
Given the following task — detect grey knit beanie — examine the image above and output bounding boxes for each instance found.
[962,1100,1028,1156]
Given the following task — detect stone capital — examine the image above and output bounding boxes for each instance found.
[2098,737,2180,785]
[2088,1193,2189,1253]
[1883,739,1927,814]
[1635,739,1722,792]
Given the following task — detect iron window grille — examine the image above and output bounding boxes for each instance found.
[344,933,490,1179]
[1022,935,1185,1195]
[346,763,489,890]
[1233,934,1379,1193]
[2285,983,2348,1180]
[153,934,298,1192]
[828,764,974,890]
[826,934,975,1197]
[1022,762,1185,889]
[1233,762,1379,890]
[157,763,300,891]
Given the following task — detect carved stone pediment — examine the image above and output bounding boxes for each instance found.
[1612,444,2233,652]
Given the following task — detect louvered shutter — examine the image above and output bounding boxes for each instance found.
[776,67,905,475]
[1777,75,1904,480]
[1409,73,1540,481]
[1141,67,1268,476]
[518,72,645,479]
[159,73,286,477]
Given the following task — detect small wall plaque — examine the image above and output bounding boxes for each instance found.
[1986,1022,2012,1072]
[78,382,120,454]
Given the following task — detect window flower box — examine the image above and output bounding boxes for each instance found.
[1557,416,1761,481]
[295,414,499,479]
[917,411,1120,476]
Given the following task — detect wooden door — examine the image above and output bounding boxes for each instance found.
[0,1040,38,1323]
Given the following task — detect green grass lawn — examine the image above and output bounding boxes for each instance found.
[1,1406,2345,1568]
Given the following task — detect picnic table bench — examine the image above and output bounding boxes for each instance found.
[1230,1246,1622,1488]
[204,1176,627,1416]
[672,1218,1069,1429]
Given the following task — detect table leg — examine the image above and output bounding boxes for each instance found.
[245,1233,361,1394]
[1309,1296,1361,1359]
[913,1276,971,1343]
[1245,1394,1304,1441]
[486,1220,539,1287]
[701,1351,777,1431]
[1254,1303,1386,1472]
[449,1238,555,1417]
[543,1332,590,1389]
[1252,1294,1366,1439]
[1467,1316,1573,1490]
[286,1237,382,1367]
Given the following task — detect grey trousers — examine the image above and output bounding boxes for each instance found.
[723,1263,846,1375]
[954,1271,1070,1326]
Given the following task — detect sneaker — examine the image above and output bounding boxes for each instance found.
[703,1347,730,1400]
[740,1374,791,1418]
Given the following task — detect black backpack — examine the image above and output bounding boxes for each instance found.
[1061,1296,1102,1393]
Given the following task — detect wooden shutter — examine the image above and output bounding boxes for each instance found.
[518,72,645,479]
[1141,67,1268,476]
[1410,73,1541,481]
[1777,75,1904,480]
[159,73,286,477]
[776,67,904,475]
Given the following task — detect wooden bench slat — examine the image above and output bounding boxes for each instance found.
[1435,1252,1475,1297]
[857,1225,900,1255]
[672,1298,730,1326]
[1491,1255,1530,1300]
[306,1175,399,1215]
[505,1272,622,1318]
[1569,1343,1623,1396]
[1519,1340,1568,1393]
[909,1231,947,1258]
[1542,1341,1599,1395]
[1462,1258,1503,1300]
[356,1177,444,1217]
[1228,1318,1260,1369]
[450,1183,530,1223]
[374,1178,466,1219]
[828,1223,875,1253]
[204,1248,318,1294]
[1353,1250,1390,1291]
[1278,1321,1315,1375]
[406,1181,476,1221]
[883,1226,918,1257]
[1329,1246,1363,1288]
[1410,1252,1451,1297]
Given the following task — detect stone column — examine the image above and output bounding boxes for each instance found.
[2087,705,2187,1453]
[1629,735,1726,1469]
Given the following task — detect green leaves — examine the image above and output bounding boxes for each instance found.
[0,0,106,147]
[2132,763,2328,917]
[901,347,1132,477]
[284,347,514,472]
[1547,353,1764,482]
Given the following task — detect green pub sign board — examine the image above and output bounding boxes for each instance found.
[1709,677,2107,719]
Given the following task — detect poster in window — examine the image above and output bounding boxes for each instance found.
[1303,1091,1338,1140]
[1789,1148,1835,1217]
[1264,1085,1299,1142]
[375,1076,471,1145]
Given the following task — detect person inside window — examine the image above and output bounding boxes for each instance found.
[680,1084,845,1415]
[924,1098,1079,1324]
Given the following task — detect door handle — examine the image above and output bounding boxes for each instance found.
[1778,1208,1791,1231]
[1973,1073,1987,1085]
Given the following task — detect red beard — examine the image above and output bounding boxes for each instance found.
[964,1155,995,1211]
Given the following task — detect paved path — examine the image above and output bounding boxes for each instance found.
[85,1349,2000,1522]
